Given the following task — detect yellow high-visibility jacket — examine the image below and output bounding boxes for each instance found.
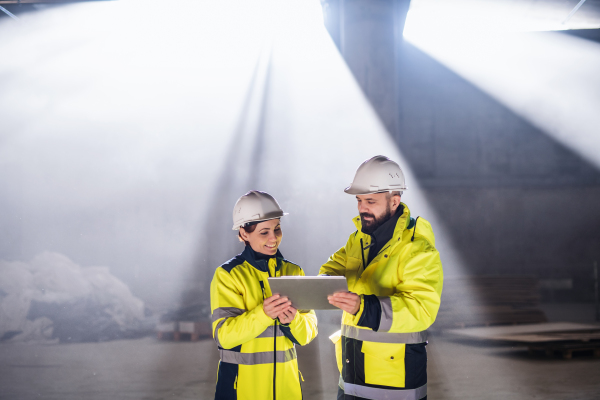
[320,203,443,400]
[210,245,318,400]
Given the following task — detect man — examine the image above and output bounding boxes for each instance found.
[320,155,443,400]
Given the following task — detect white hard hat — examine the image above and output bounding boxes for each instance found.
[232,190,288,230]
[344,155,407,195]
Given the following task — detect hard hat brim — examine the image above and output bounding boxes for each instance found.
[344,185,406,195]
[232,213,288,231]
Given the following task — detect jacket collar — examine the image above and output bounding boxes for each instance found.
[241,245,283,273]
[352,202,411,242]
[369,204,404,245]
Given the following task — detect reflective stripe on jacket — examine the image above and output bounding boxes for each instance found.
[320,203,443,400]
[210,246,318,400]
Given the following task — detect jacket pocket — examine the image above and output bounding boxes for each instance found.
[361,341,405,388]
[329,330,343,374]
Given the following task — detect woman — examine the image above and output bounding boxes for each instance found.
[210,190,318,400]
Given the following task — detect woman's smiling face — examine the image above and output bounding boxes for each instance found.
[240,219,282,255]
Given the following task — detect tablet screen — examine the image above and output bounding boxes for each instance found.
[267,276,348,310]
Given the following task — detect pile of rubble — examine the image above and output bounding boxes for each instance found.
[0,252,151,343]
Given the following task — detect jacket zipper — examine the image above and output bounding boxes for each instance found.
[359,238,367,277]
[273,320,277,400]
[272,263,277,400]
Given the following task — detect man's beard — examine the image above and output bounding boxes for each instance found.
[360,203,393,235]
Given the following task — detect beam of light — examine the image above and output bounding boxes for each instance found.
[405,29,600,171]
[404,1,600,172]
[404,0,600,40]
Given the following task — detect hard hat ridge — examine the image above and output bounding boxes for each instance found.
[344,155,407,195]
[232,190,288,230]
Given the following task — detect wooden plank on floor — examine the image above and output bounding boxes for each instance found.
[528,340,600,359]
[490,332,600,343]
[445,322,600,341]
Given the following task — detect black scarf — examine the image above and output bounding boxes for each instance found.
[366,204,404,265]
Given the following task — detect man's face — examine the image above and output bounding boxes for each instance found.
[356,192,396,235]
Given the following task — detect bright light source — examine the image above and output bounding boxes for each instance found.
[404,0,600,40]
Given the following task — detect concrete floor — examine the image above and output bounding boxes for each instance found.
[1,304,599,400]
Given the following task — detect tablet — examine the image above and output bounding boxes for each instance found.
[267,276,348,310]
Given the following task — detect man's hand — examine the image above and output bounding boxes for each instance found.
[263,294,291,319]
[328,292,361,315]
[277,306,297,324]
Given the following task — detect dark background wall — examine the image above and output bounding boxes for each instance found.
[322,0,600,301]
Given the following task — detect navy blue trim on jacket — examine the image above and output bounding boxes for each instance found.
[241,245,284,274]
[357,294,381,331]
[220,255,246,274]
[278,323,300,345]
[215,360,238,400]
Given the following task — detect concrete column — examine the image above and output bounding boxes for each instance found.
[322,0,411,136]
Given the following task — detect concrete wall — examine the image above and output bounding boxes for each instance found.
[322,0,600,300]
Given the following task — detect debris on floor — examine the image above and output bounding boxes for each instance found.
[446,322,600,359]
[157,293,211,342]
[157,320,212,342]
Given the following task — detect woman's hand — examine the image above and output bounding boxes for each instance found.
[263,294,291,319]
[277,306,297,325]
[328,292,361,315]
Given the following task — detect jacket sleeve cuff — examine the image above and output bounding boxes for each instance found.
[287,310,301,328]
[351,295,365,325]
[254,303,274,326]
[356,294,381,331]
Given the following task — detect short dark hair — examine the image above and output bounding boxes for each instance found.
[386,191,403,214]
[238,222,258,245]
[386,191,402,199]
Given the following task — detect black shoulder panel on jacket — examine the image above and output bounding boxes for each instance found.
[220,255,245,274]
[282,258,301,270]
